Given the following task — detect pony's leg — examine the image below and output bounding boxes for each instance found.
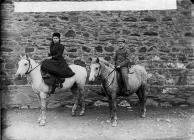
[39,92,47,126]
[71,87,80,116]
[107,92,117,126]
[36,93,42,123]
[136,85,146,118]
[141,85,147,118]
[108,92,117,127]
[111,98,118,127]
[108,98,113,122]
[79,88,85,116]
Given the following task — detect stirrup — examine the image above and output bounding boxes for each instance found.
[128,72,134,74]
[49,85,56,95]
[42,73,50,78]
[56,82,63,88]
[124,89,130,94]
[56,78,64,88]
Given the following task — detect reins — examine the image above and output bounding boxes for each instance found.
[99,63,116,88]
[25,59,43,75]
[104,68,116,81]
[104,68,116,88]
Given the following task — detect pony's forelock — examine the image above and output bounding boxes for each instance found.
[90,57,100,64]
[90,57,114,69]
[98,57,114,69]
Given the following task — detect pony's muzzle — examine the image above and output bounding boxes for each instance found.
[15,73,22,79]
[88,77,95,82]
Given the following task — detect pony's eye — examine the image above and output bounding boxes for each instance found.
[24,63,28,66]
[95,67,98,70]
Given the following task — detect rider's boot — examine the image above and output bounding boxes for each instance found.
[55,77,63,88]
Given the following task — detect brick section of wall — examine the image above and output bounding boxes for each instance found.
[1,0,194,108]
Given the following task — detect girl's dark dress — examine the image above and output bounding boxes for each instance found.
[41,43,75,78]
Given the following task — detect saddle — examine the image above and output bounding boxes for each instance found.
[41,70,65,95]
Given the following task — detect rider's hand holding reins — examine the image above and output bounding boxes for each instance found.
[116,65,120,69]
[46,56,52,60]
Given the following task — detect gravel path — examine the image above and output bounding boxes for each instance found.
[2,106,194,140]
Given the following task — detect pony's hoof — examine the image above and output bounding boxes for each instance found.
[71,112,76,117]
[141,113,146,118]
[39,120,46,126]
[37,117,41,123]
[79,111,85,116]
[37,119,41,123]
[112,121,117,127]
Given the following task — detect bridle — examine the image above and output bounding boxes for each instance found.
[96,62,116,88]
[96,63,102,78]
[25,59,41,75]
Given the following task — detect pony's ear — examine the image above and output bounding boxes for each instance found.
[89,57,99,63]
[25,54,29,59]
[19,55,23,59]
[96,57,99,63]
[89,57,92,62]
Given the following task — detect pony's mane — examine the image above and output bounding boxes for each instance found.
[98,57,115,69]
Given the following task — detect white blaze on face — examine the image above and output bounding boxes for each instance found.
[88,63,100,82]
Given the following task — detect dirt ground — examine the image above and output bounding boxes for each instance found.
[2,105,194,140]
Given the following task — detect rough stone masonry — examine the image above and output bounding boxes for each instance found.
[1,0,194,108]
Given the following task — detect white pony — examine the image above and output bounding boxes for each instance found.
[89,57,148,127]
[15,54,87,126]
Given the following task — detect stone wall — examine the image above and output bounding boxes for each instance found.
[1,0,194,108]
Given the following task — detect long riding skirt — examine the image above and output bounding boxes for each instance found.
[41,59,75,78]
